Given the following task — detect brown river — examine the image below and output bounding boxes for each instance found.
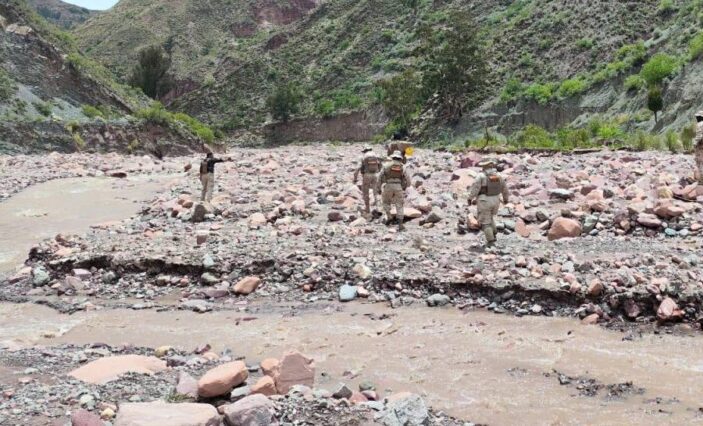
[1,177,702,425]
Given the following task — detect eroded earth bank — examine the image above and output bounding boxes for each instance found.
[0,145,702,426]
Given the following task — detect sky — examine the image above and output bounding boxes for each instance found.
[62,0,119,11]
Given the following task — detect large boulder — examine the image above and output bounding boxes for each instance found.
[223,394,275,426]
[198,361,249,398]
[547,218,582,241]
[114,402,220,426]
[636,213,662,228]
[71,409,102,426]
[653,201,685,219]
[69,355,167,385]
[379,392,429,426]
[274,351,315,394]
[657,297,683,322]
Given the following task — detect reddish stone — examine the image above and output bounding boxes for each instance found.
[547,218,582,241]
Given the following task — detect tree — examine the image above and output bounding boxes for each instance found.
[376,69,423,133]
[640,53,677,86]
[128,46,174,99]
[420,9,490,123]
[648,86,663,123]
[267,83,302,122]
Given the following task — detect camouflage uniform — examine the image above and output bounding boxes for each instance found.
[695,111,703,184]
[467,160,510,246]
[386,141,413,163]
[377,152,410,231]
[353,147,382,216]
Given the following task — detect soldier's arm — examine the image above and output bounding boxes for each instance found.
[376,167,386,191]
[467,176,481,203]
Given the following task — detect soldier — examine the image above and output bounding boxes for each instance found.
[353,146,382,218]
[467,158,509,248]
[199,152,227,202]
[386,140,414,163]
[695,111,703,184]
[377,151,411,231]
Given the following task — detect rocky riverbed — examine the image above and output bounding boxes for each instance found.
[1,145,702,425]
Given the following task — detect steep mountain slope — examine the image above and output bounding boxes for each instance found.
[0,0,204,154]
[72,0,703,144]
[27,0,98,29]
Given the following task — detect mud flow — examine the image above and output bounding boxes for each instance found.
[1,302,701,425]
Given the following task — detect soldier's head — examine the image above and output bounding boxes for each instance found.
[206,152,213,159]
[391,151,403,161]
[362,145,373,153]
[696,111,703,123]
[478,158,497,170]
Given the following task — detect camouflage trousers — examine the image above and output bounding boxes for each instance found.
[200,173,215,202]
[382,184,404,223]
[360,173,379,214]
[477,195,500,245]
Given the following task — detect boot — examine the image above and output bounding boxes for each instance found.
[398,222,405,232]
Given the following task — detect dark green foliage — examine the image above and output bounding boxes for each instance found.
[81,104,104,119]
[136,102,216,143]
[128,46,174,99]
[641,53,677,86]
[681,123,696,152]
[376,69,423,132]
[266,83,302,122]
[419,9,489,123]
[647,86,663,122]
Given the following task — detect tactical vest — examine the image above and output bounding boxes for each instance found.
[199,160,208,175]
[363,157,380,173]
[386,163,404,184]
[481,174,502,196]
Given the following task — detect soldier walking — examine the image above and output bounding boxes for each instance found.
[467,159,509,247]
[353,146,382,218]
[377,151,411,231]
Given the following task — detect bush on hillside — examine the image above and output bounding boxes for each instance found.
[624,75,645,92]
[81,104,104,119]
[524,83,554,105]
[689,32,703,60]
[647,86,664,122]
[557,78,586,98]
[0,69,17,102]
[128,45,174,99]
[266,82,302,122]
[641,53,677,86]
[376,69,423,131]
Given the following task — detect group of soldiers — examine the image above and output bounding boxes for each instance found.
[198,144,510,248]
[198,108,703,248]
[351,145,508,246]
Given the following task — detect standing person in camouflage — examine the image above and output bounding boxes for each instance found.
[694,111,703,184]
[467,159,510,247]
[377,151,411,231]
[353,146,382,218]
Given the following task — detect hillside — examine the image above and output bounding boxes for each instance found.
[0,0,207,154]
[72,0,703,146]
[27,0,98,29]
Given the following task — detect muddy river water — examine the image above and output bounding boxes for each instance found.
[1,177,702,425]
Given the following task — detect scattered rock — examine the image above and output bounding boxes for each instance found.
[198,361,249,398]
[114,402,220,426]
[274,351,315,394]
[69,355,167,385]
[223,394,275,426]
[548,218,582,241]
[233,276,262,295]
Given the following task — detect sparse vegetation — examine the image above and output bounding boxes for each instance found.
[0,69,17,102]
[33,101,52,117]
[135,102,216,143]
[81,104,104,119]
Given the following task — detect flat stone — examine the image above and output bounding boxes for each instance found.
[114,402,220,426]
[198,361,249,398]
[223,394,275,426]
[69,355,167,385]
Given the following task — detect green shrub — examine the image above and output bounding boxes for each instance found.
[173,112,215,144]
[576,38,594,49]
[81,104,104,119]
[596,122,625,141]
[72,132,86,150]
[135,102,172,125]
[689,32,703,60]
[555,127,591,149]
[500,77,524,103]
[0,69,17,102]
[34,101,52,117]
[315,99,335,118]
[681,123,696,152]
[557,78,587,98]
[658,0,675,13]
[641,53,677,86]
[624,75,645,92]
[266,82,302,122]
[65,120,80,133]
[511,125,556,149]
[664,130,680,152]
[628,131,659,151]
[524,83,555,104]
[331,89,362,110]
